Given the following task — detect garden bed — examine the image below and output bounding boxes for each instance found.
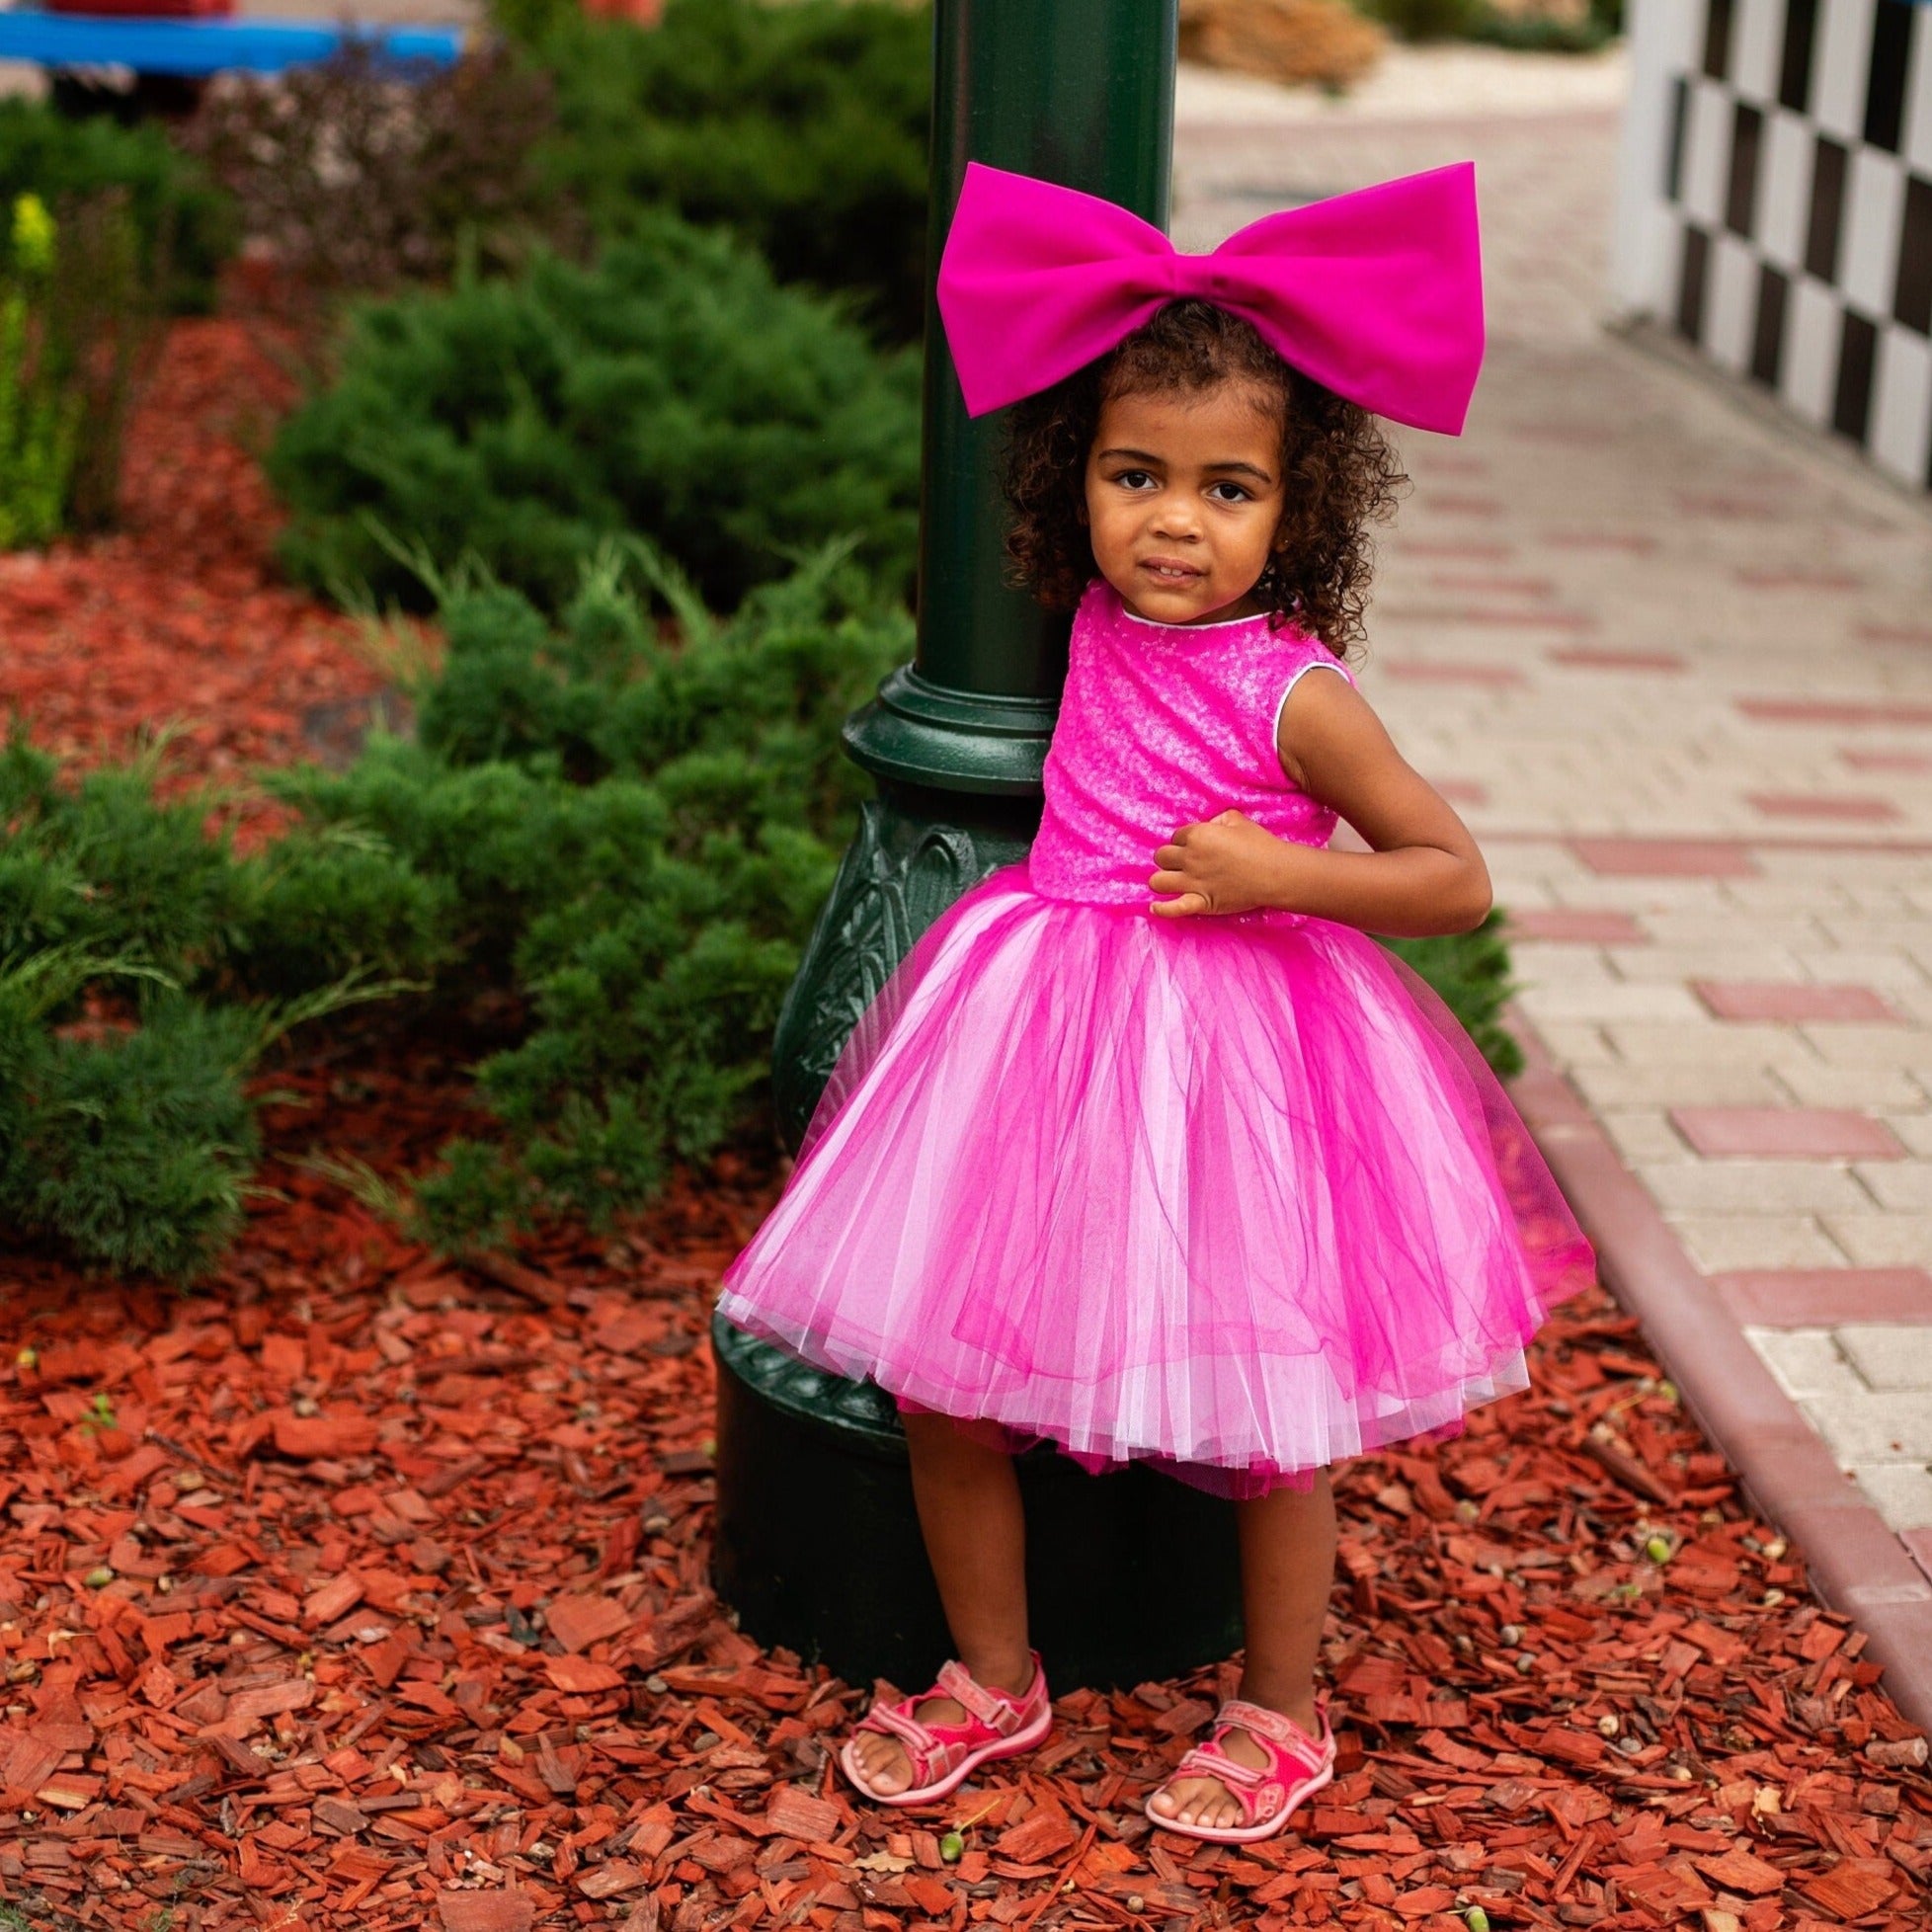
[3,1083,1928,1930]
[2,271,390,812]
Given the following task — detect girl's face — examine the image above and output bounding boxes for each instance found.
[1083,380,1286,625]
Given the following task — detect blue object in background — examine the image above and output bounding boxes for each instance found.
[0,9,462,78]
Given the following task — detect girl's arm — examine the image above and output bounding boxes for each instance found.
[1149,670,1491,937]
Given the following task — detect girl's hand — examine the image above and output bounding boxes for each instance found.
[1144,677,1493,936]
[1150,810,1301,918]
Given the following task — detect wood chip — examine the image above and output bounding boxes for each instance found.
[436,1892,537,1932]
[542,1592,632,1654]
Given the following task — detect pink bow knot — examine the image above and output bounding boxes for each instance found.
[935,160,1486,435]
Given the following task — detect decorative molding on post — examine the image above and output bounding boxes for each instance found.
[768,784,1038,1150]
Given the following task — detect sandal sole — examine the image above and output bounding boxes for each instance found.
[839,1698,1054,1808]
[1143,1757,1333,1845]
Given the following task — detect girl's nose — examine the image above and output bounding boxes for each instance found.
[1151,495,1201,539]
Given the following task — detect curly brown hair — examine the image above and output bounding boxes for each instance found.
[1002,299,1409,656]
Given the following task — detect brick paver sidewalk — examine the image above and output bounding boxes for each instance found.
[1175,57,1932,1633]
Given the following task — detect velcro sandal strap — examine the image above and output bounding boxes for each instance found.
[1175,1742,1267,1790]
[1215,1700,1308,1750]
[934,1660,1010,1731]
[861,1701,938,1755]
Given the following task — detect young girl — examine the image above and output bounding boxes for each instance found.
[716,162,1593,1844]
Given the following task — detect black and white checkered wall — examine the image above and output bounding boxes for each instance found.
[1618,0,1932,488]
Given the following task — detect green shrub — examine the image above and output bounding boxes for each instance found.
[0,730,444,1279]
[269,542,903,1248]
[0,733,245,972]
[0,97,233,315]
[1359,0,1484,39]
[1384,915,1521,1081]
[1467,3,1618,52]
[0,194,81,550]
[1359,0,1621,47]
[267,215,920,615]
[2,186,165,542]
[0,981,262,1285]
[516,0,930,343]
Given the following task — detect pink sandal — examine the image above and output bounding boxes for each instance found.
[1145,1697,1335,1844]
[839,1653,1052,1807]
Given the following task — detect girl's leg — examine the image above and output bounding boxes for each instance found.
[1147,1468,1336,1831]
[846,1410,1036,1796]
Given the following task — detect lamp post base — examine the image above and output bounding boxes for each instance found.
[711,1315,1245,1691]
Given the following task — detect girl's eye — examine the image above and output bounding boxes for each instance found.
[1113,469,1156,490]
[1208,482,1251,503]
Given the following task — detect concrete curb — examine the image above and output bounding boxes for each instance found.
[1506,1012,1932,1740]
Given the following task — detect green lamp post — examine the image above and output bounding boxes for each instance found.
[712,0,1245,1690]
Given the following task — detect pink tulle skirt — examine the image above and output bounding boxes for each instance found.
[717,865,1594,1498]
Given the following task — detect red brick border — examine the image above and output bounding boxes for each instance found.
[1710,1269,1932,1328]
[1506,1014,1932,1736]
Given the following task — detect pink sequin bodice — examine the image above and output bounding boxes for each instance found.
[1027,580,1354,906]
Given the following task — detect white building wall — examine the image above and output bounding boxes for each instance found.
[1612,0,1932,490]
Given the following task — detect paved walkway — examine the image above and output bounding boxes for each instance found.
[1174,63,1932,1599]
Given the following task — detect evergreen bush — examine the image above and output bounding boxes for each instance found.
[1384,917,1521,1080]
[514,0,931,343]
[0,732,443,1279]
[269,542,903,1249]
[1358,0,1620,48]
[266,215,920,615]
[0,979,262,1285]
[0,97,233,315]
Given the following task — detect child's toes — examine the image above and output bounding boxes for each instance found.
[864,1738,913,1794]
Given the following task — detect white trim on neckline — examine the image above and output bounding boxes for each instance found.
[1118,604,1268,631]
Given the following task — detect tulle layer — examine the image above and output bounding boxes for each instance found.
[717,865,1594,1498]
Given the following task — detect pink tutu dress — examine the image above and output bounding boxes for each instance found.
[716,581,1594,1497]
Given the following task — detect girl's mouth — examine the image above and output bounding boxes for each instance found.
[1140,560,1203,583]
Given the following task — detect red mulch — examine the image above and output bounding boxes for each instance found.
[0,282,391,809]
[1,286,1929,1932]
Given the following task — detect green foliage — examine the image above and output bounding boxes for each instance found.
[1359,0,1484,39]
[269,542,904,1248]
[0,728,444,1280]
[0,975,261,1285]
[518,0,931,343]
[0,733,245,972]
[0,96,233,315]
[0,193,81,550]
[1382,912,1521,1080]
[0,181,173,542]
[1358,0,1620,48]
[267,215,920,615]
[228,825,456,999]
[1466,3,1619,52]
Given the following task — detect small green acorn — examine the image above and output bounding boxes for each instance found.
[1646,1535,1673,1564]
[1464,1908,1490,1932]
[939,1832,964,1864]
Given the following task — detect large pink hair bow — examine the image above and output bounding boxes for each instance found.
[935,160,1485,434]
